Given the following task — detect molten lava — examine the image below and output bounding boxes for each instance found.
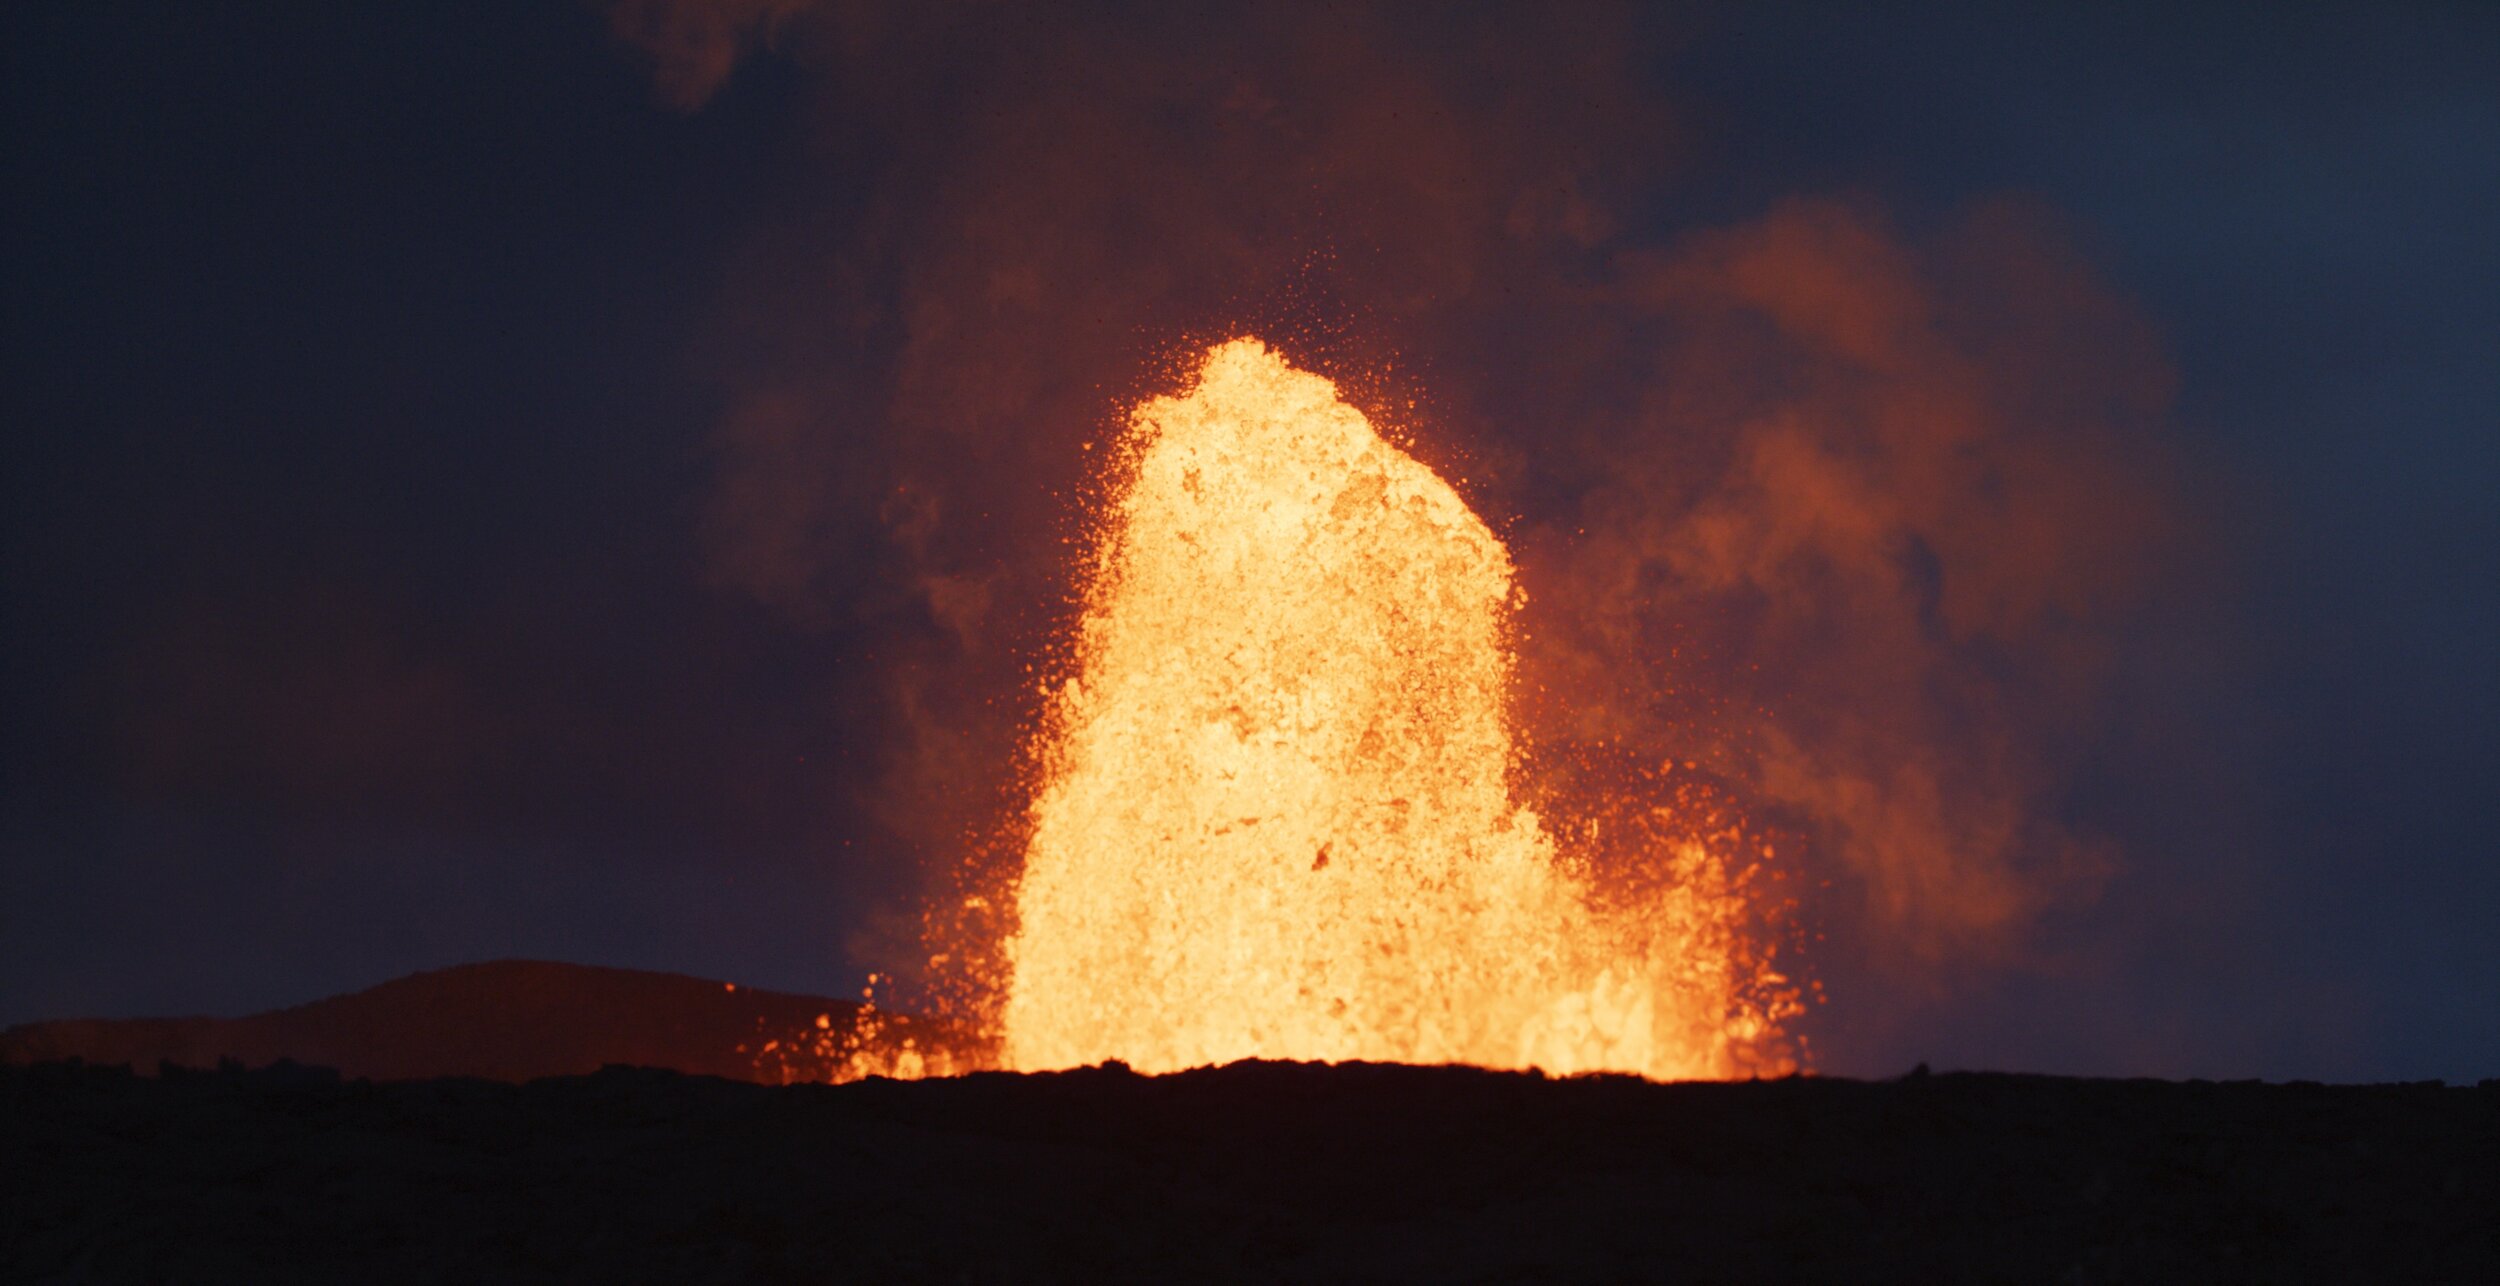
[1001,339,1798,1078]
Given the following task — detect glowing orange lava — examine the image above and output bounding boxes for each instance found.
[1000,339,1798,1078]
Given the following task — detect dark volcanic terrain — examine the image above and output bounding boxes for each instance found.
[0,961,942,1085]
[6,1056,2493,1283]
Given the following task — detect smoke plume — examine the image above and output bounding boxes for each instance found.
[607,1,2190,1033]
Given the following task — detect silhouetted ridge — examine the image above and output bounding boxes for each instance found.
[0,960,926,1082]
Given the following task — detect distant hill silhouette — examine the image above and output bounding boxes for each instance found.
[0,960,952,1083]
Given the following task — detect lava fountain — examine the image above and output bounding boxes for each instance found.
[999,339,1797,1079]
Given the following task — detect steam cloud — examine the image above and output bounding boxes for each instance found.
[608,1,2190,1031]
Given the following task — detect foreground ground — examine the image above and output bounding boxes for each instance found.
[5,1058,2493,1283]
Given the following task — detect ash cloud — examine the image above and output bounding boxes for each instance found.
[1517,197,2184,964]
[608,1,2196,1029]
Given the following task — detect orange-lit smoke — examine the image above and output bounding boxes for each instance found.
[1003,340,1796,1077]
[608,2,2190,1066]
[1511,198,2180,972]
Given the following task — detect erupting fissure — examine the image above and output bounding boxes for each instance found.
[998,339,1793,1079]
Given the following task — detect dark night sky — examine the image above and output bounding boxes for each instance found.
[4,2,2494,1082]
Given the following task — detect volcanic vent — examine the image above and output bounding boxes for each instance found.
[995,340,1797,1079]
